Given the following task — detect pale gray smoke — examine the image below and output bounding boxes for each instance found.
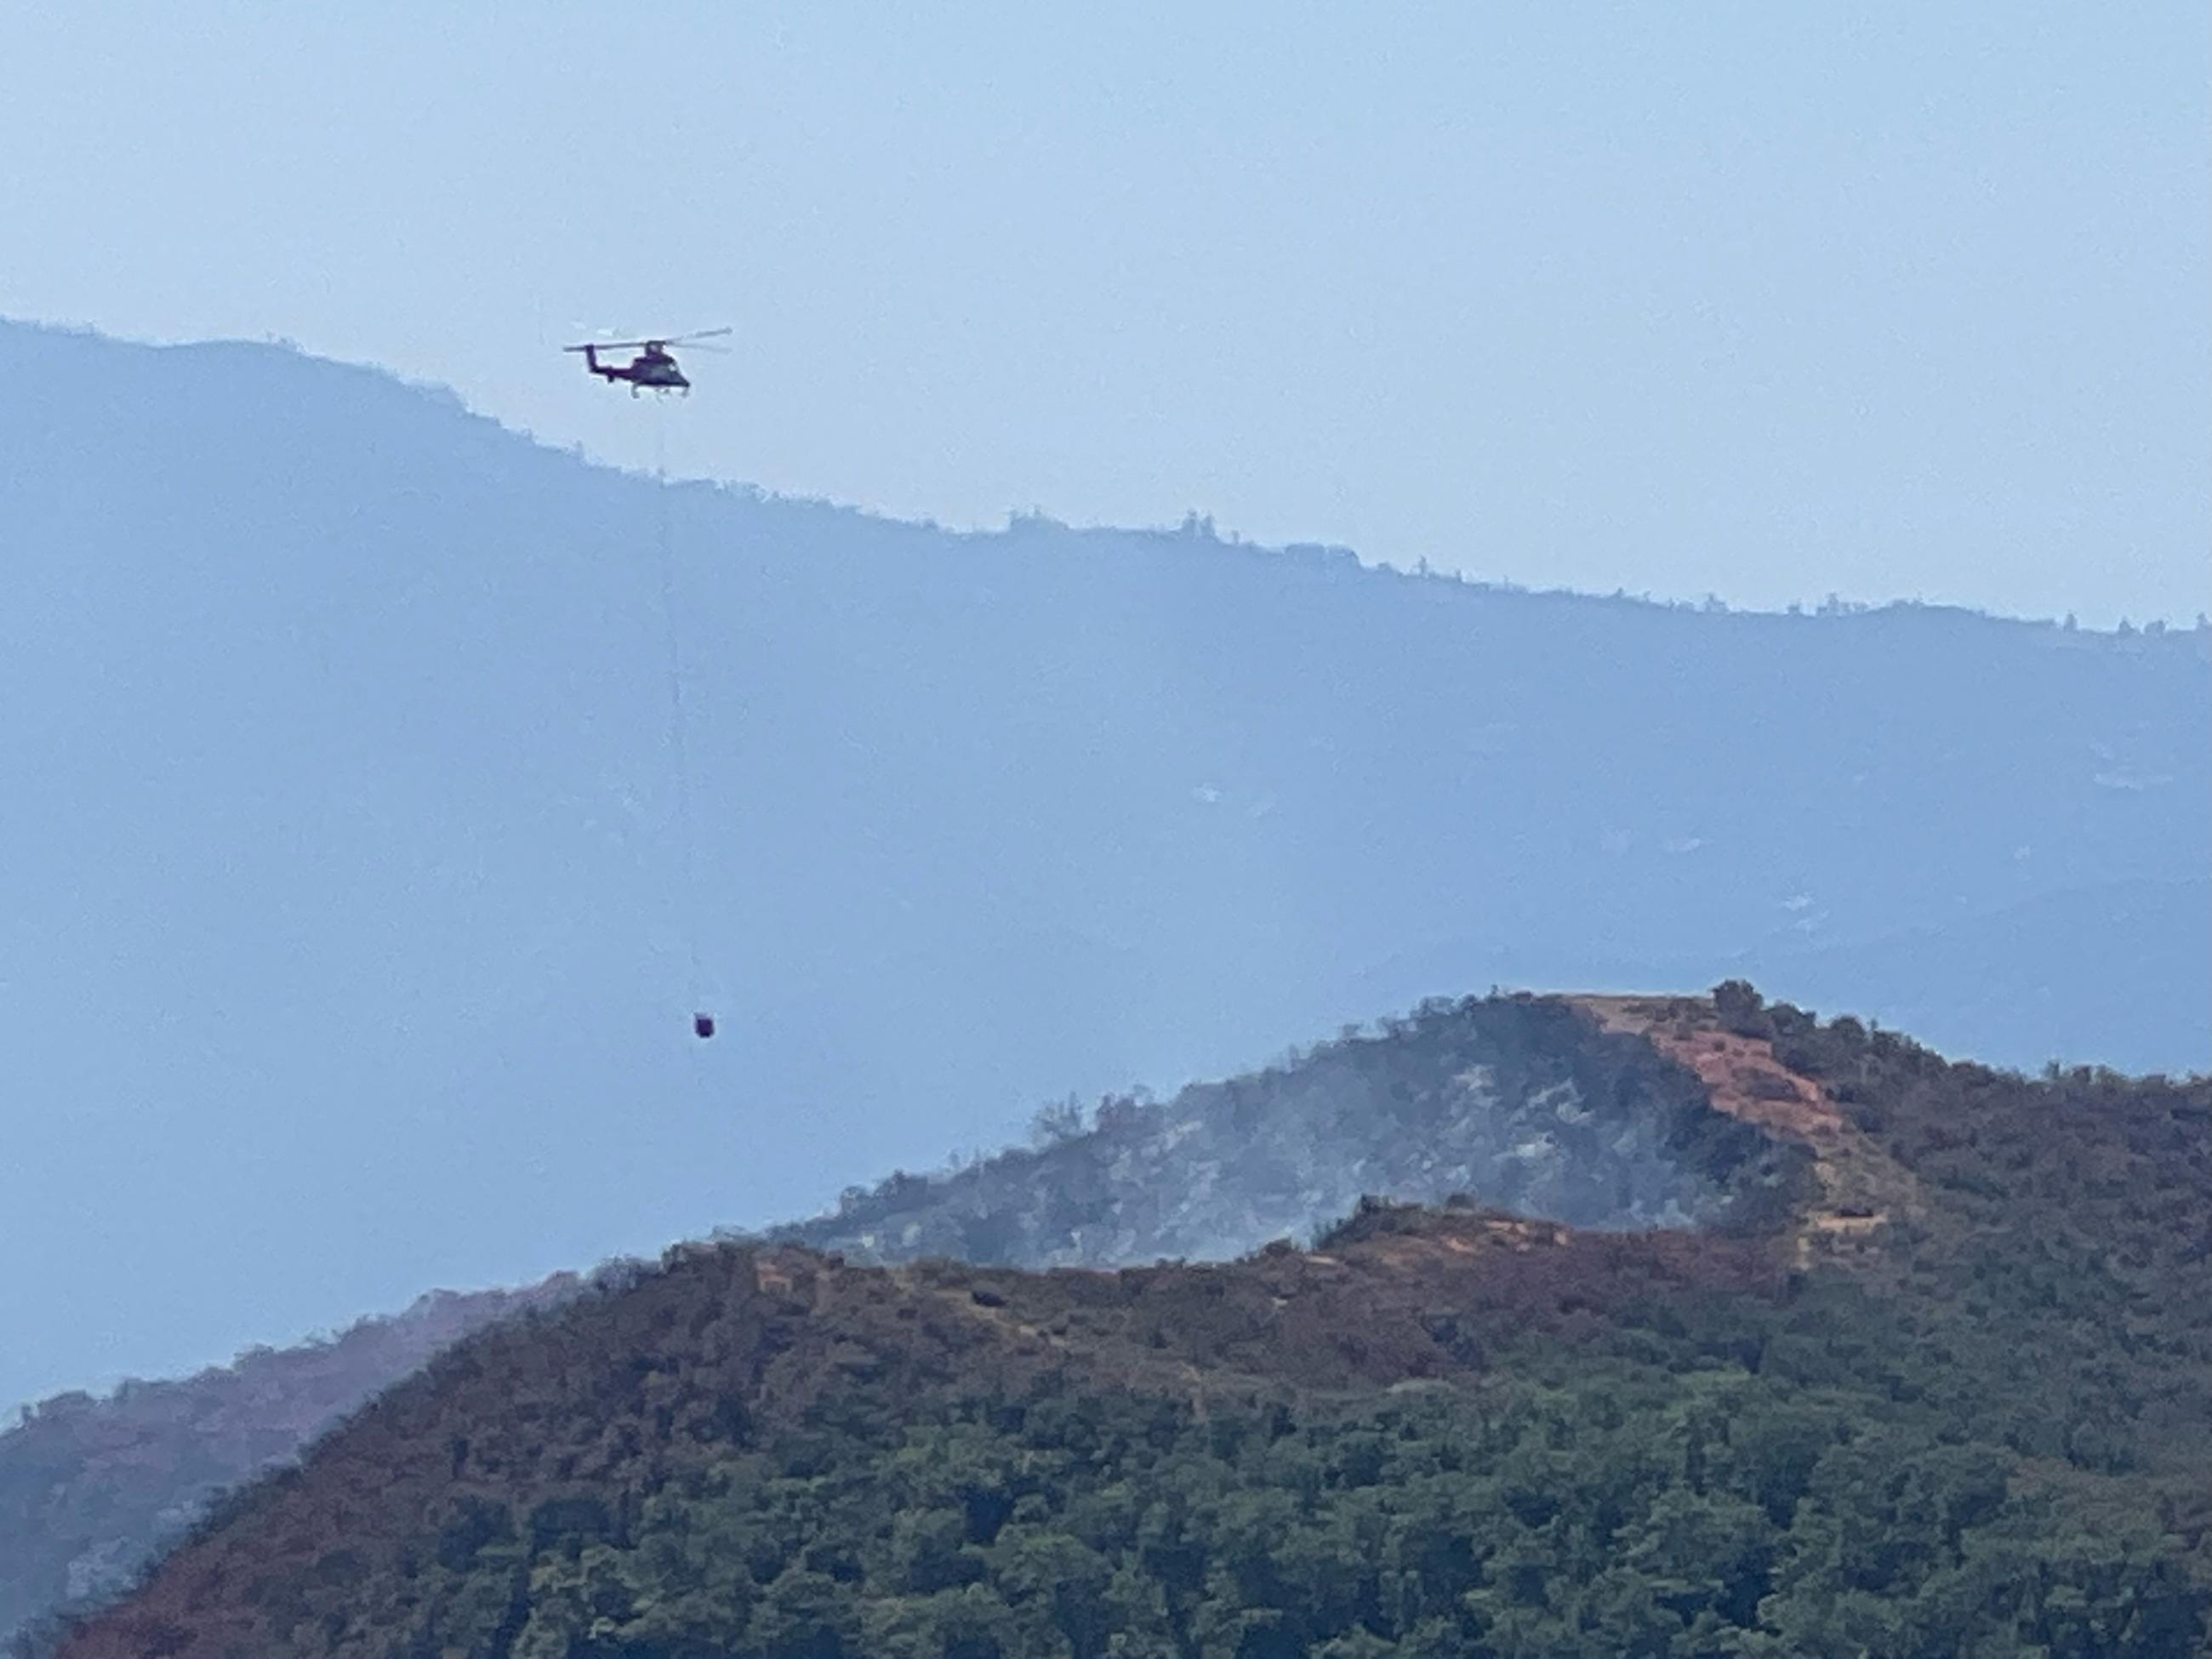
[760,995,1793,1268]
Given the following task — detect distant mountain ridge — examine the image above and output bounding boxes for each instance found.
[4,316,2206,1424]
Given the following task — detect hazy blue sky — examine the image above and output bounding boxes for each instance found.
[0,4,2209,1424]
[5,3,2205,624]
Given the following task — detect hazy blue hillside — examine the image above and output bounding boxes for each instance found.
[0,1277,575,1648]
[3,320,2204,1412]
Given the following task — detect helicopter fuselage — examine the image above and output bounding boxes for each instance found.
[579,345,690,394]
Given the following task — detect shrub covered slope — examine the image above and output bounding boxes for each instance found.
[37,990,2212,1658]
[1,995,1785,1645]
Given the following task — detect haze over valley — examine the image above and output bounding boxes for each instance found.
[4,320,2205,1423]
[5,9,2207,1649]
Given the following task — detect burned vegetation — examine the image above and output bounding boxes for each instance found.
[768,993,1810,1270]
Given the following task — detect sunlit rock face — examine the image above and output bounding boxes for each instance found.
[763,995,1797,1268]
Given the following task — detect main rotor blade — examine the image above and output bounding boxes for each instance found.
[666,326,734,345]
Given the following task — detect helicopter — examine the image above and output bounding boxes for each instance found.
[561,325,734,1039]
[564,328,732,396]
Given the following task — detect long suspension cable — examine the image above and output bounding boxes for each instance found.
[653,408,707,1004]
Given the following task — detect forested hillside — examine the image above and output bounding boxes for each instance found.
[2,994,1795,1645]
[37,992,2212,1659]
[0,1280,577,1647]
[5,320,2206,1430]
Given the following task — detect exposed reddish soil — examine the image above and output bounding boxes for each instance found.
[1576,995,1921,1268]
